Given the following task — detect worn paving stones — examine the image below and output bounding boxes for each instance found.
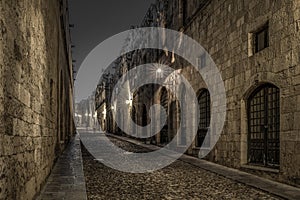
[37,134,87,200]
[81,135,282,200]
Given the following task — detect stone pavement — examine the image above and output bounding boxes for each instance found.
[107,133,300,200]
[79,131,298,200]
[36,131,300,200]
[36,134,87,200]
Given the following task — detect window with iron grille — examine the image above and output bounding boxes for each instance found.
[196,89,211,147]
[248,84,280,168]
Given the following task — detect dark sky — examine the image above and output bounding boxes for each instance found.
[69,0,155,77]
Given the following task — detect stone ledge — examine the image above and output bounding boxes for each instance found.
[241,164,280,173]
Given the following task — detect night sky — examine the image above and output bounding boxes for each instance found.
[69,0,155,102]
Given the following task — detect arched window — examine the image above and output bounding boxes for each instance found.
[197,89,211,147]
[160,87,168,110]
[248,84,280,168]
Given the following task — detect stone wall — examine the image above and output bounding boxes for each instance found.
[75,92,99,130]
[0,0,75,199]
[96,0,300,187]
[177,0,300,186]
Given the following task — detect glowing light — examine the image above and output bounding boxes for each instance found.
[171,52,175,63]
[75,113,82,118]
[156,68,162,73]
[126,96,133,106]
[125,99,132,105]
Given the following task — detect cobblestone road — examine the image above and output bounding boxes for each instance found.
[81,136,282,200]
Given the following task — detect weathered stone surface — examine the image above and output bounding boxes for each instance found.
[96,0,300,187]
[37,134,87,200]
[81,135,284,200]
[0,0,75,199]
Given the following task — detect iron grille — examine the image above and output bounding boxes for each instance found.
[197,89,211,147]
[248,84,280,168]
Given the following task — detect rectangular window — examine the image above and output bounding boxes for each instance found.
[198,54,206,69]
[254,24,269,53]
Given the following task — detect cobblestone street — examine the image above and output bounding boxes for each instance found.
[81,135,282,200]
[3,0,300,199]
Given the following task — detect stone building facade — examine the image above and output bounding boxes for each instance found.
[96,0,300,187]
[95,64,116,133]
[95,81,108,132]
[0,0,75,199]
[75,92,99,131]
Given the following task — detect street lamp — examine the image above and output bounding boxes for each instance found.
[156,67,163,79]
[171,51,175,63]
[125,98,133,106]
[125,93,133,106]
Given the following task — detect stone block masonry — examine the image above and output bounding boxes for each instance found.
[0,0,75,199]
[97,0,300,188]
[179,0,300,187]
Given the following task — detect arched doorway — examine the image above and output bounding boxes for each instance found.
[248,83,280,168]
[179,84,186,145]
[141,104,148,138]
[131,105,137,137]
[197,89,211,147]
[107,111,113,133]
[160,87,169,144]
[169,100,179,140]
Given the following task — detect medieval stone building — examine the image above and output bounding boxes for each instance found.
[96,0,300,187]
[75,92,99,131]
[0,0,75,199]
